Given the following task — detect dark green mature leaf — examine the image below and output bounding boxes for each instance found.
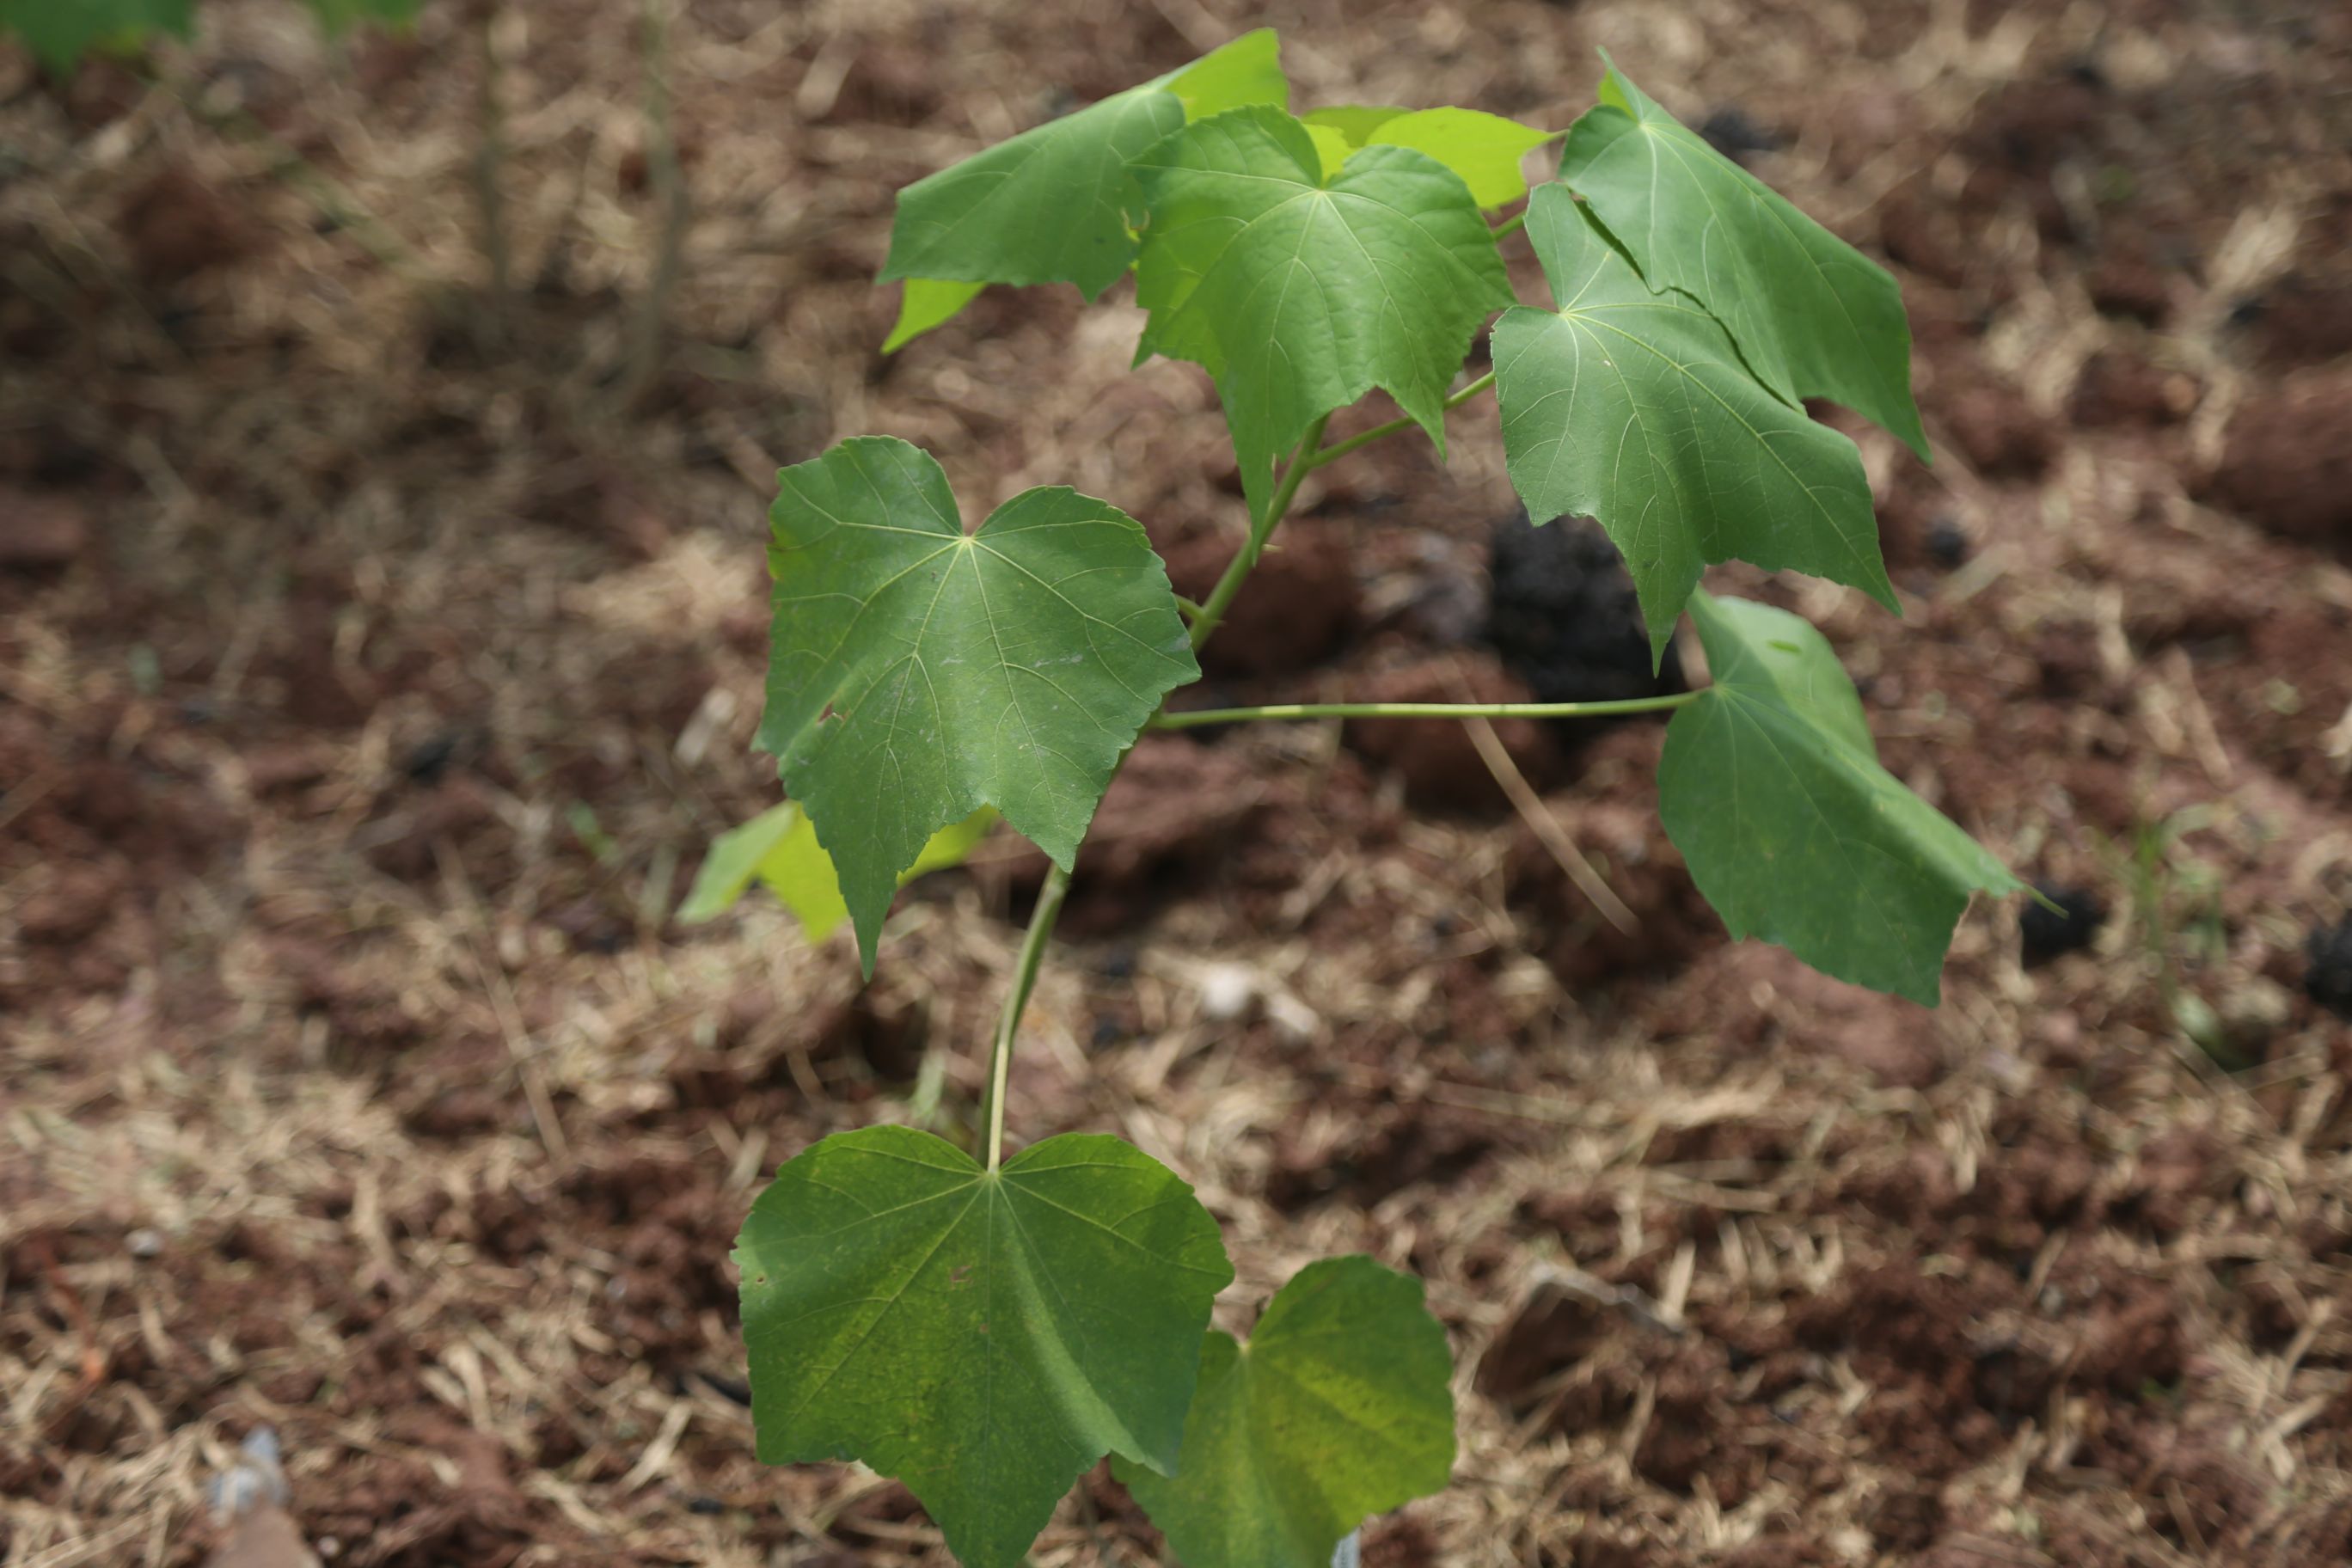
[1492,184,1894,657]
[1659,592,2020,1004]
[1558,54,1928,458]
[761,438,1198,973]
[1118,1257,1455,1568]
[879,30,1287,347]
[1132,106,1512,499]
[0,0,192,71]
[737,1127,1234,1568]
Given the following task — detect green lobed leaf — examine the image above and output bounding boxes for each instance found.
[1491,184,1895,658]
[1117,1256,1455,1568]
[736,1126,1234,1568]
[678,799,995,938]
[0,0,193,71]
[760,438,1198,975]
[1658,592,2022,1005]
[878,31,1288,349]
[1557,54,1929,458]
[1132,105,1512,488]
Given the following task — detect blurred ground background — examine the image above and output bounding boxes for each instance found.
[5,0,2352,1564]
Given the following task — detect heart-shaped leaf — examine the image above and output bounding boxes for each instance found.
[879,31,1288,347]
[1132,105,1513,504]
[1118,1256,1455,1568]
[1558,54,1928,457]
[737,1127,1234,1568]
[1493,184,1895,657]
[1659,592,2021,1003]
[761,438,1198,973]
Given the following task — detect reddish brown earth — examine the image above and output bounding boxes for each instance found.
[3,1,2351,1565]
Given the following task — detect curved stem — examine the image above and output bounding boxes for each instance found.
[985,861,1071,1171]
[1149,692,1702,730]
[1305,372,1495,472]
[1187,413,1331,652]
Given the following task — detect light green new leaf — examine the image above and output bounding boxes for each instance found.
[761,438,1198,975]
[1374,108,1551,210]
[678,800,994,938]
[1118,1257,1455,1568]
[1302,120,1357,181]
[1492,184,1895,658]
[1558,54,1929,458]
[1659,593,2021,1005]
[883,279,987,354]
[1132,106,1513,481]
[0,0,192,71]
[1161,27,1287,119]
[737,1127,1234,1568]
[1302,104,1407,146]
[1305,106,1552,209]
[877,29,1287,349]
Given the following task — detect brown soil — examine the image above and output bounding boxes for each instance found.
[4,2,2352,1566]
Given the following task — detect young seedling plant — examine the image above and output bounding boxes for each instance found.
[723,31,2023,1568]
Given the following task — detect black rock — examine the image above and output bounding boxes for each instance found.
[2020,882,2106,965]
[400,731,462,785]
[2307,918,2352,1021]
[1927,518,1973,567]
[1485,511,1685,743]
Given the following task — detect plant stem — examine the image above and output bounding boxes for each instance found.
[1149,692,1702,729]
[1305,372,1494,471]
[1186,413,1330,652]
[983,415,1341,1156]
[617,0,689,413]
[984,861,1071,1171]
[1489,211,1528,242]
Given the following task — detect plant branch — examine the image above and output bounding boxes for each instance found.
[1186,412,1330,652]
[1489,211,1528,242]
[1149,692,1702,729]
[1304,372,1494,471]
[984,861,1071,1171]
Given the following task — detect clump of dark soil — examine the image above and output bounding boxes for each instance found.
[2020,882,2107,965]
[1483,511,1685,735]
[2308,918,2352,1020]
